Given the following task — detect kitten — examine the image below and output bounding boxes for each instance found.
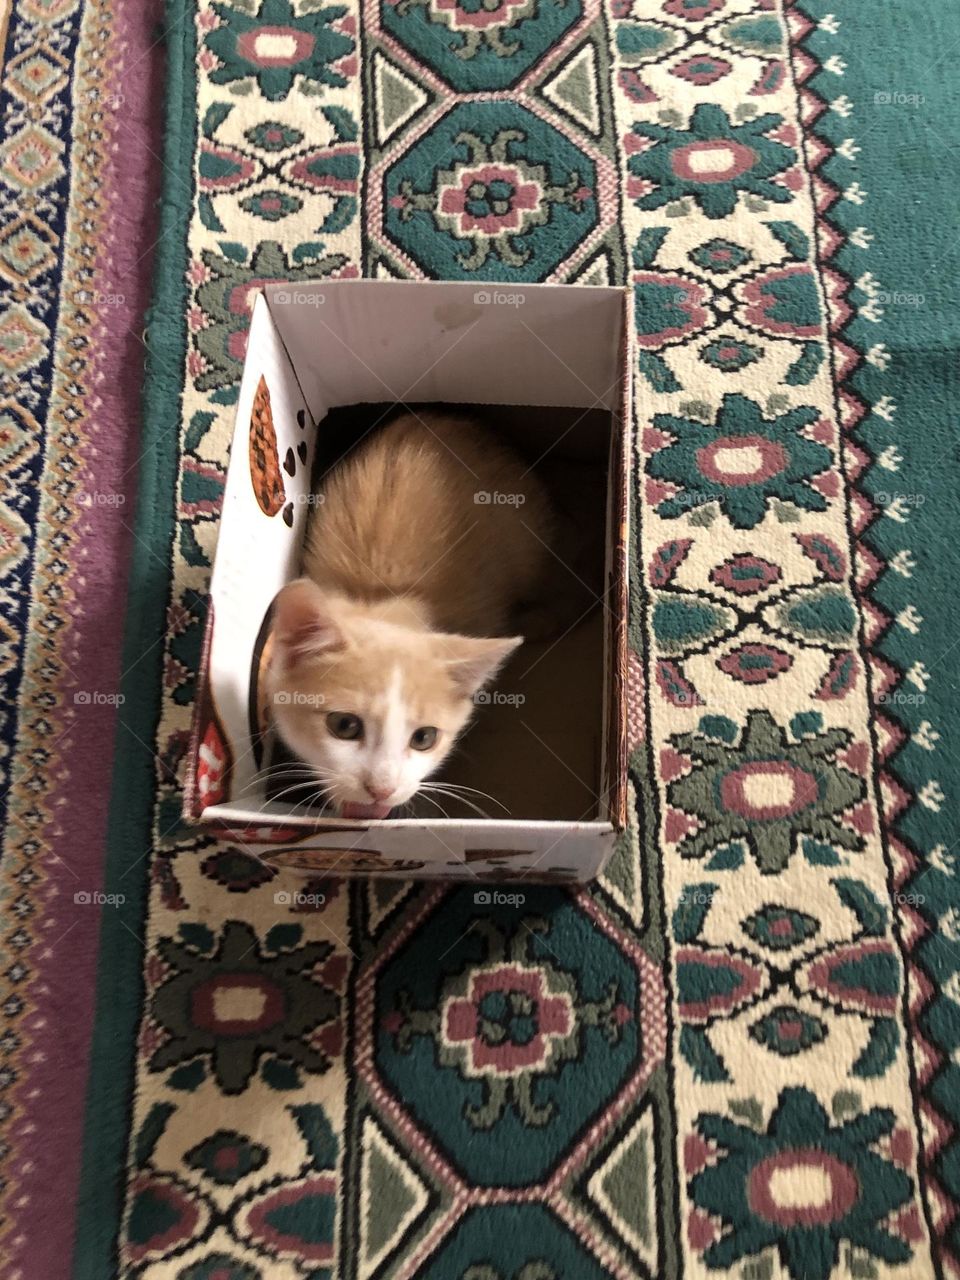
[267,409,556,819]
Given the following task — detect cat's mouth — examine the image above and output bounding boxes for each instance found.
[340,800,394,820]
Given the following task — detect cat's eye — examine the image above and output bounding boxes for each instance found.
[326,712,363,741]
[409,726,439,751]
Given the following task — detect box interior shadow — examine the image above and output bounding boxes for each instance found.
[263,400,611,822]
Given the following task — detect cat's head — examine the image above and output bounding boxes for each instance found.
[266,579,521,818]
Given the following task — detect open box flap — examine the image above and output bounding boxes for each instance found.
[264,280,627,420]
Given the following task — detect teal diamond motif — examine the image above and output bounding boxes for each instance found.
[375,889,643,1186]
[185,1129,269,1185]
[749,1005,827,1057]
[384,101,598,281]
[689,237,753,274]
[244,120,305,152]
[701,335,763,372]
[239,188,303,220]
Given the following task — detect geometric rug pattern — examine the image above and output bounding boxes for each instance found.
[90,0,960,1276]
[2,1,959,1278]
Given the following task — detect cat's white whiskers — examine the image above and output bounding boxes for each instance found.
[267,768,334,792]
[422,778,512,808]
[425,781,506,810]
[413,790,451,819]
[267,774,335,806]
[269,784,334,815]
[231,766,318,799]
[418,784,491,819]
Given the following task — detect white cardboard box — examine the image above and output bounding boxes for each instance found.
[184,279,631,883]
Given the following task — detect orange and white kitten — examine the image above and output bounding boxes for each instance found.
[267,410,555,819]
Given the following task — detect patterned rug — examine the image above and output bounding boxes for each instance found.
[4,0,960,1277]
[0,0,165,1275]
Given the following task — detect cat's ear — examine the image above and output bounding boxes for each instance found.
[272,579,345,664]
[442,634,523,697]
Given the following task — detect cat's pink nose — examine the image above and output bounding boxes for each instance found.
[364,781,394,802]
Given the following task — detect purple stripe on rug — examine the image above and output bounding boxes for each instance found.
[4,3,165,1276]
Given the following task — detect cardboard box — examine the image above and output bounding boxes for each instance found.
[184,279,631,883]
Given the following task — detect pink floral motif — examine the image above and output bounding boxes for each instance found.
[236,26,316,67]
[438,165,541,235]
[443,964,574,1073]
[717,642,793,685]
[671,54,733,86]
[710,553,782,595]
[433,0,529,32]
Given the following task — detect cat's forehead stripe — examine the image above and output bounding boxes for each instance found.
[374,664,402,748]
